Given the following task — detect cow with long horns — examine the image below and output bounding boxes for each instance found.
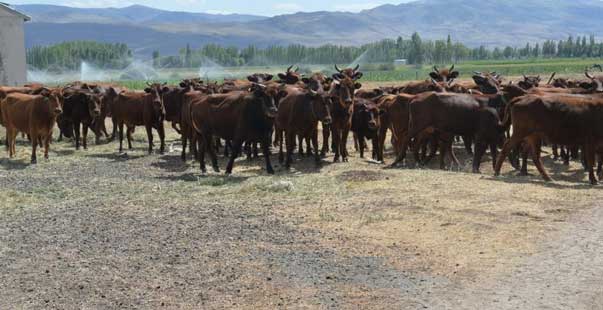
[430,65,459,83]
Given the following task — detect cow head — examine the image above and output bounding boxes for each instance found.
[355,100,383,131]
[145,82,169,120]
[306,88,332,125]
[584,67,603,93]
[518,75,541,90]
[472,72,502,94]
[250,83,278,119]
[278,65,302,85]
[247,73,274,84]
[334,64,363,81]
[330,74,360,110]
[429,65,460,83]
[39,88,64,116]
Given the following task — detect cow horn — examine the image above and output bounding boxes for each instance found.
[334,64,343,73]
[473,71,482,75]
[433,65,439,72]
[585,68,595,80]
[287,65,293,73]
[547,72,556,85]
[353,64,360,72]
[146,82,153,87]
[295,66,300,73]
[449,64,455,72]
[523,74,527,80]
[593,64,603,72]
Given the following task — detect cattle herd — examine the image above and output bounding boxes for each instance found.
[1,64,603,184]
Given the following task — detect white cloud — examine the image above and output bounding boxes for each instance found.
[273,3,303,14]
[333,2,383,12]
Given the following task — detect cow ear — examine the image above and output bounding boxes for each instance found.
[301,77,311,84]
[378,109,386,116]
[265,74,274,81]
[449,71,460,79]
[144,88,152,93]
[277,73,286,81]
[354,82,362,89]
[429,72,439,80]
[247,75,258,82]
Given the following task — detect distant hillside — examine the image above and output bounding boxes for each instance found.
[16,0,603,56]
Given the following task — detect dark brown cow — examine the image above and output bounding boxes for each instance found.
[517,75,541,90]
[189,83,278,174]
[277,65,302,85]
[430,65,460,83]
[399,80,448,94]
[495,94,603,184]
[334,64,363,81]
[1,89,63,163]
[390,92,505,172]
[60,87,102,150]
[112,83,168,153]
[355,88,385,100]
[351,98,383,161]
[472,72,503,94]
[276,87,332,168]
[328,68,362,162]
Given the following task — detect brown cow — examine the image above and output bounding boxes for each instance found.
[1,89,63,163]
[390,92,505,172]
[429,65,460,83]
[328,67,362,162]
[60,87,102,150]
[351,98,383,161]
[495,93,603,184]
[277,65,302,85]
[189,83,279,174]
[112,83,168,154]
[276,87,332,168]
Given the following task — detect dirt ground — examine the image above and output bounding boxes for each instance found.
[0,122,602,309]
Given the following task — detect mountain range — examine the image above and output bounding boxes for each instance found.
[14,0,603,56]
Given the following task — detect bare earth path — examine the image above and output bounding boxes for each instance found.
[1,126,603,309]
[428,205,603,310]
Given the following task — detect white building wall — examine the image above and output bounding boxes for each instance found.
[0,9,28,86]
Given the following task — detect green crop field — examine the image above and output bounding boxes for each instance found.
[105,58,603,90]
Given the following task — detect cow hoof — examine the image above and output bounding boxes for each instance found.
[519,171,528,176]
[267,168,275,175]
[472,169,481,174]
[31,158,37,164]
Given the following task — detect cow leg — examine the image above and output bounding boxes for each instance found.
[552,144,559,160]
[494,134,527,176]
[82,123,89,150]
[126,126,134,150]
[181,126,188,161]
[584,142,597,185]
[472,140,487,173]
[206,135,220,173]
[44,133,51,160]
[306,137,313,157]
[157,123,166,154]
[463,135,473,155]
[261,134,275,174]
[198,134,207,173]
[490,143,498,171]
[358,134,365,159]
[597,152,603,180]
[561,146,570,166]
[353,133,359,152]
[277,129,284,164]
[145,125,154,154]
[118,122,124,153]
[439,140,449,170]
[285,131,295,170]
[341,127,350,162]
[377,125,389,160]
[6,128,15,158]
[30,133,38,164]
[526,136,552,182]
[321,124,330,157]
[312,130,321,167]
[298,135,305,157]
[450,141,460,168]
[74,121,81,150]
[332,127,341,162]
[225,139,243,175]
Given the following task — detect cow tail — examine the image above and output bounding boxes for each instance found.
[502,97,518,129]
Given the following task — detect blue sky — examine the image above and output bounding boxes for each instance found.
[11,0,413,16]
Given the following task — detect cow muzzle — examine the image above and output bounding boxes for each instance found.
[368,121,378,130]
[323,116,332,125]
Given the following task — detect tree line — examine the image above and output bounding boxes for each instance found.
[26,34,603,71]
[27,41,131,71]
